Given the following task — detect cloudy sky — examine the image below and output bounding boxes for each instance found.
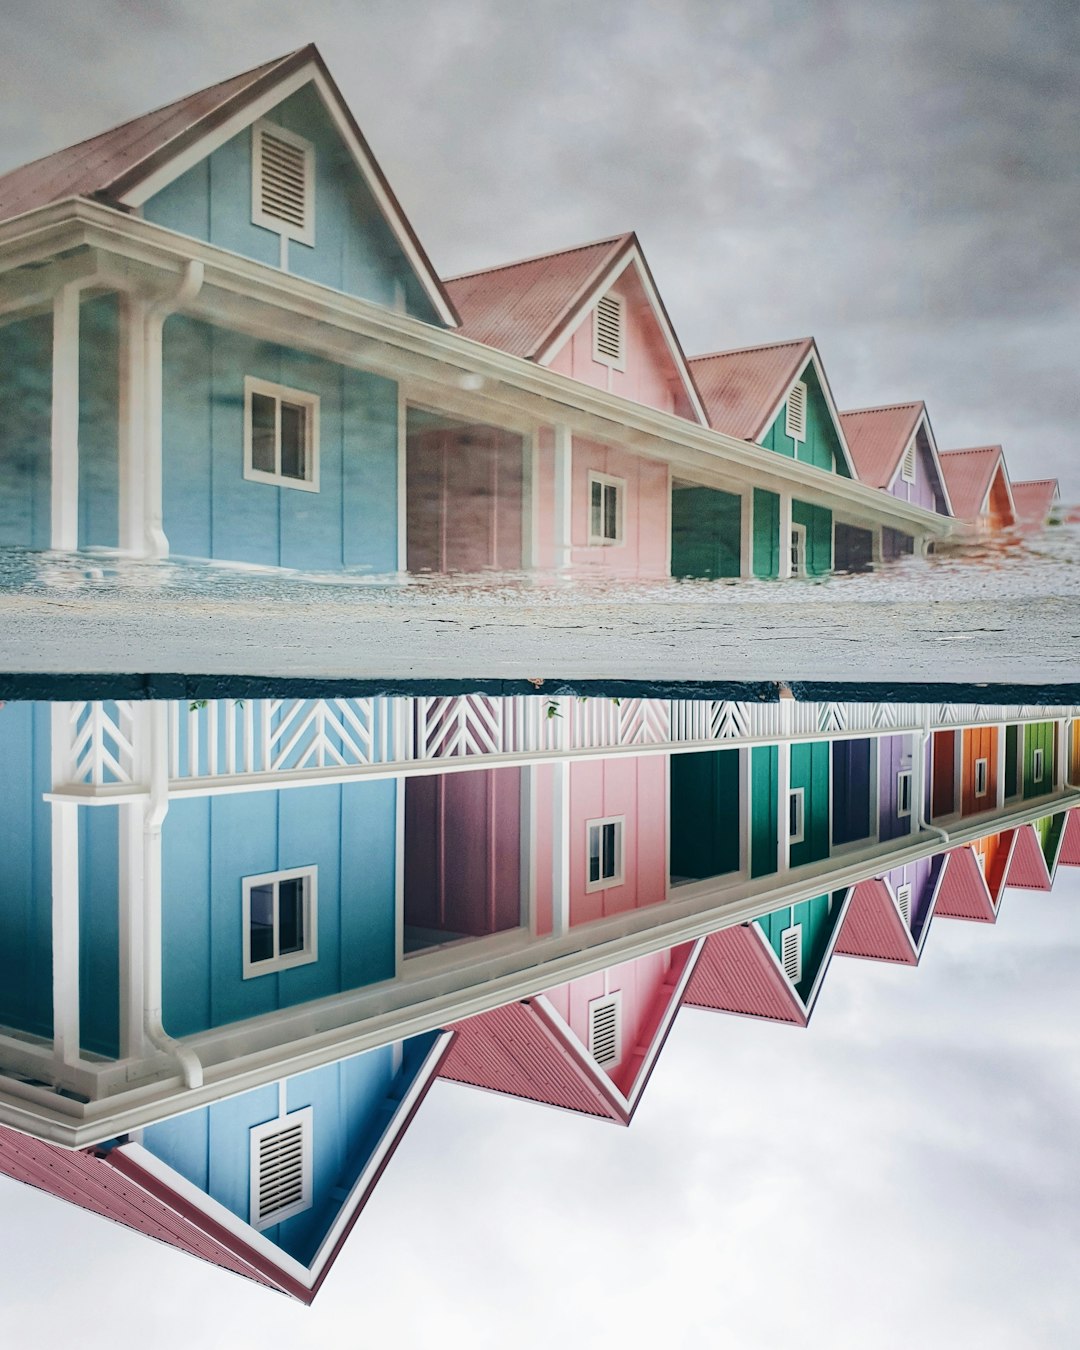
[2,867,1078,1348]
[2,0,1078,495]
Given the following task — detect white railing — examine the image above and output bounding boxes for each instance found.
[47,696,1077,796]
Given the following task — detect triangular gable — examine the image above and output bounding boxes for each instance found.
[939,447,1016,525]
[834,879,918,965]
[684,923,806,1026]
[440,941,702,1125]
[0,1124,288,1296]
[1058,809,1080,866]
[104,1030,452,1302]
[839,402,954,512]
[1011,479,1060,527]
[934,845,998,922]
[1040,813,1068,880]
[444,232,708,423]
[0,45,457,327]
[1005,823,1053,891]
[688,338,856,476]
[981,830,1019,907]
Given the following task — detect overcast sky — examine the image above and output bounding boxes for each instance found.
[2,0,1077,495]
[2,867,1078,1347]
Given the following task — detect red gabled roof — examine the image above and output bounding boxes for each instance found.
[0,1126,295,1297]
[439,999,628,1122]
[1005,824,1053,891]
[1058,810,1080,867]
[1010,479,1060,527]
[688,337,814,441]
[834,880,917,965]
[934,846,998,923]
[838,402,924,489]
[683,925,805,1026]
[445,233,634,359]
[938,446,1012,522]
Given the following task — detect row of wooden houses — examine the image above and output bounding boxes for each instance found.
[0,44,1062,583]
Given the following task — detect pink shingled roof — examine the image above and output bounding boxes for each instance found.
[687,338,814,441]
[834,880,917,965]
[445,234,634,359]
[938,446,1010,521]
[440,999,627,1122]
[838,403,923,489]
[934,846,997,922]
[1010,479,1059,526]
[0,1126,296,1297]
[1059,810,1080,867]
[1005,825,1053,891]
[683,925,805,1026]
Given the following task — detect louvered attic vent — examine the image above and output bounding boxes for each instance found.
[785,380,807,441]
[901,439,917,483]
[250,1108,312,1230]
[780,925,803,983]
[588,995,621,1067]
[253,121,315,245]
[896,883,912,925]
[594,293,625,367]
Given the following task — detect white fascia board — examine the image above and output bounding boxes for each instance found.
[0,201,956,537]
[531,993,628,1116]
[535,245,710,427]
[623,935,705,1110]
[879,874,920,959]
[801,883,857,1016]
[753,343,858,480]
[115,63,456,328]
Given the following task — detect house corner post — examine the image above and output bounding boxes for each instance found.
[778,492,793,580]
[50,283,82,551]
[49,703,80,1067]
[553,424,573,571]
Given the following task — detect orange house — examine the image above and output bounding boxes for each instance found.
[931,729,957,819]
[961,726,999,815]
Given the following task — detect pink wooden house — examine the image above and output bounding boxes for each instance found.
[439,941,702,1124]
[1010,478,1060,530]
[933,833,1018,923]
[938,446,1016,529]
[838,401,953,523]
[1004,823,1054,892]
[439,232,708,576]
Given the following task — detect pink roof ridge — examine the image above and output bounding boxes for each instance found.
[444,231,634,284]
[687,337,816,442]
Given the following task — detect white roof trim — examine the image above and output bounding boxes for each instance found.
[880,874,920,957]
[534,244,710,427]
[118,61,457,327]
[757,344,858,479]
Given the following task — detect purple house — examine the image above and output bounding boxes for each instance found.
[835,857,944,965]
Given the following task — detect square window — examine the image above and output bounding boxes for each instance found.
[788,788,805,846]
[244,377,320,492]
[897,769,913,818]
[586,816,625,891]
[243,868,318,978]
[588,472,625,545]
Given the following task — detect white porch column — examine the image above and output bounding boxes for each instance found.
[778,492,793,580]
[740,491,754,579]
[910,726,925,836]
[49,703,81,1066]
[738,747,752,874]
[553,424,573,571]
[118,294,149,555]
[1055,718,1068,790]
[50,284,81,551]
[551,760,571,936]
[995,723,1007,808]
[871,525,885,565]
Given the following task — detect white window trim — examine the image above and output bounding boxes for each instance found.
[587,470,626,547]
[896,769,913,818]
[249,1106,313,1230]
[974,756,989,798]
[592,292,627,370]
[1032,747,1045,784]
[785,379,807,442]
[900,437,917,484]
[242,866,319,979]
[780,923,803,983]
[790,522,808,577]
[587,991,622,1067]
[244,376,321,493]
[788,788,805,846]
[251,120,316,247]
[895,882,912,926]
[585,815,625,892]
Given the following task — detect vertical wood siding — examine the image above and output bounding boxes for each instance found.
[961,726,999,815]
[887,426,948,513]
[755,890,845,1002]
[931,730,957,819]
[669,748,741,881]
[569,438,670,577]
[670,486,742,579]
[753,490,779,578]
[1023,721,1056,798]
[831,738,873,846]
[751,744,779,876]
[790,741,830,867]
[759,363,851,477]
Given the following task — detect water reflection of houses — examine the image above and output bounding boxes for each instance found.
[2,694,1079,1293]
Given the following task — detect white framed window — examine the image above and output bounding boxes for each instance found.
[586,816,625,891]
[244,377,320,492]
[587,992,622,1067]
[780,924,803,983]
[974,756,989,798]
[896,769,913,818]
[1032,747,1045,784]
[252,120,315,246]
[895,882,912,925]
[790,523,807,576]
[975,849,987,874]
[242,867,318,979]
[250,1106,313,1229]
[593,292,626,369]
[900,438,917,484]
[788,788,805,846]
[785,379,807,441]
[588,471,625,545]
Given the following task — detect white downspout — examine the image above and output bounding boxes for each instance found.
[918,709,951,849]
